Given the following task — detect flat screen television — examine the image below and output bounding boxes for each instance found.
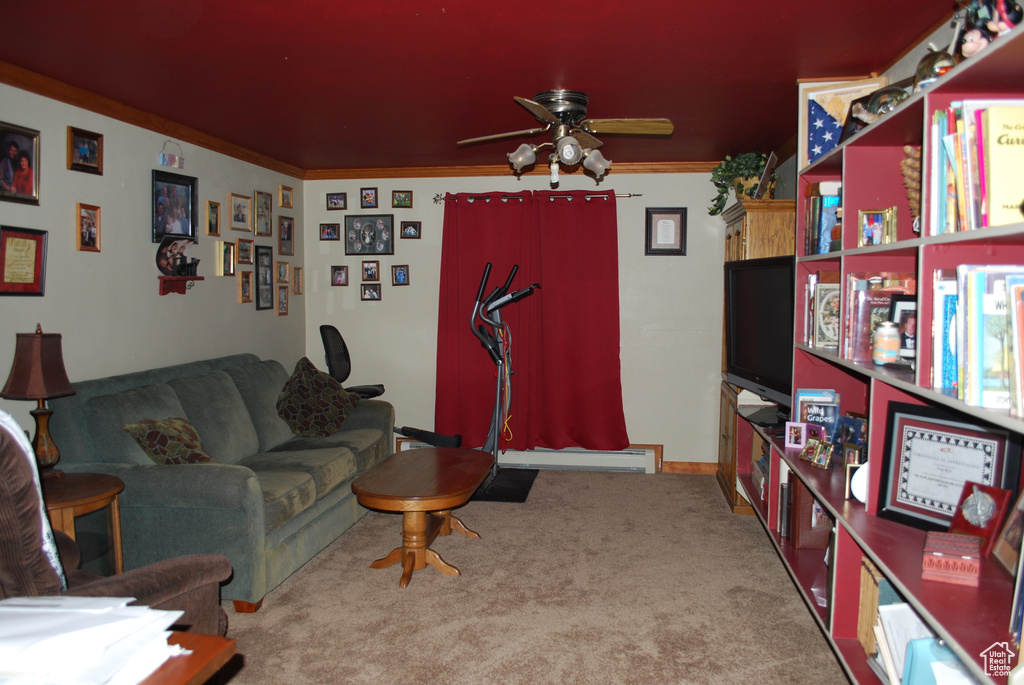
[723,255,795,421]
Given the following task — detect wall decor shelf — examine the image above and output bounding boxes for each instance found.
[735,24,1024,684]
[158,276,204,296]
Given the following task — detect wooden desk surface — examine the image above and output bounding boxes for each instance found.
[351,447,494,512]
[140,631,237,685]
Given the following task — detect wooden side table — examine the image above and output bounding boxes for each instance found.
[42,473,125,574]
[140,632,237,685]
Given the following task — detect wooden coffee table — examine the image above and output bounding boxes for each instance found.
[351,447,494,587]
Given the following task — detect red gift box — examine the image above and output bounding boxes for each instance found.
[922,532,981,586]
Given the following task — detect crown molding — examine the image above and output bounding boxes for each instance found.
[304,161,717,181]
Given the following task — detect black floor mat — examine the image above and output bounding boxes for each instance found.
[471,467,539,503]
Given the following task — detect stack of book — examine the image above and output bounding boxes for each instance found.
[843,272,916,363]
[793,388,841,438]
[929,100,1024,235]
[804,181,843,255]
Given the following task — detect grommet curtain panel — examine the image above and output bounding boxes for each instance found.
[434,189,629,452]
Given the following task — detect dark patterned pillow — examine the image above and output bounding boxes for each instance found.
[123,417,217,465]
[276,357,360,438]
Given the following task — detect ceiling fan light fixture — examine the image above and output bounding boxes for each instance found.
[583,148,611,179]
[508,143,538,172]
[555,136,582,165]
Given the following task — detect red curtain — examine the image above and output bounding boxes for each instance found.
[434,189,629,452]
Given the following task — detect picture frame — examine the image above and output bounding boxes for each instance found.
[220,242,236,276]
[993,489,1024,576]
[360,187,378,209]
[279,185,293,209]
[345,215,394,255]
[392,190,413,208]
[0,225,47,295]
[796,77,888,169]
[67,126,102,175]
[806,425,826,442]
[238,271,253,304]
[320,223,340,241]
[845,461,865,500]
[784,421,807,449]
[879,401,1021,530]
[0,121,40,205]
[362,260,380,282]
[326,192,347,211]
[254,190,273,236]
[228,193,252,232]
[831,413,867,447]
[155,236,192,276]
[278,216,294,256]
[644,207,687,256]
[361,283,381,301]
[206,201,221,237]
[292,266,303,295]
[276,285,289,316]
[152,170,198,243]
[888,294,917,361]
[857,207,896,247]
[275,261,289,283]
[76,203,100,253]
[843,442,865,466]
[255,245,273,310]
[236,238,254,265]
[798,437,822,464]
[400,221,421,239]
[330,265,348,286]
[392,264,410,286]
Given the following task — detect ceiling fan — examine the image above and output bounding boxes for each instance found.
[457,89,674,182]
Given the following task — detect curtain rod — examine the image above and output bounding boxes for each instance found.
[433,192,642,204]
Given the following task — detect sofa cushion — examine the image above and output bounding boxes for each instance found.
[122,417,217,465]
[272,428,386,473]
[85,384,191,465]
[255,471,317,533]
[224,361,295,452]
[276,358,359,438]
[237,447,357,500]
[169,371,259,463]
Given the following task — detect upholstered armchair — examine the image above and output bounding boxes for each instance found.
[0,411,232,635]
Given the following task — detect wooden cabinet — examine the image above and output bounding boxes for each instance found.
[738,26,1024,684]
[722,198,796,261]
[716,381,752,514]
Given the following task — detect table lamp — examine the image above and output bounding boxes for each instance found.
[1,324,75,478]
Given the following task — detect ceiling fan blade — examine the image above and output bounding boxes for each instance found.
[514,96,562,126]
[457,127,548,147]
[571,129,603,150]
[582,118,675,136]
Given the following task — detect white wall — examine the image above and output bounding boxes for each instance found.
[0,84,307,432]
[303,172,726,464]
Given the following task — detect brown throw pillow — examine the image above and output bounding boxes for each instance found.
[123,417,217,465]
[276,357,359,438]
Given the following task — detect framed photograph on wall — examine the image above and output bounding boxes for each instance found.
[152,170,198,243]
[67,126,103,175]
[331,265,348,286]
[277,285,289,316]
[400,221,421,239]
[275,261,289,283]
[238,271,253,303]
[237,238,254,265]
[279,185,293,209]
[644,207,686,256]
[278,216,294,255]
[326,192,347,210]
[220,241,236,276]
[207,201,221,236]
[361,283,381,301]
[392,265,410,286]
[360,187,378,208]
[293,266,303,295]
[879,401,1021,530]
[254,190,273,236]
[76,203,100,252]
[0,121,40,205]
[320,223,340,241]
[255,245,273,310]
[392,190,413,208]
[345,215,394,255]
[228,193,252,232]
[362,260,380,281]
[0,225,47,295]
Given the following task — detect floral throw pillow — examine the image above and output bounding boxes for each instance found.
[123,417,217,465]
[276,357,360,438]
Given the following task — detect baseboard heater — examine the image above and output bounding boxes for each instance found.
[396,438,656,474]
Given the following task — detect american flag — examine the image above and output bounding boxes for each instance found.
[807,99,843,163]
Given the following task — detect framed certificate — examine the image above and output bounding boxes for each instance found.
[878,402,1021,530]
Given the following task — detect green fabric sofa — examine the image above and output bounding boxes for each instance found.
[48,354,394,610]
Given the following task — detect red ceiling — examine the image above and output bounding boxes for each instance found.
[0,1,955,172]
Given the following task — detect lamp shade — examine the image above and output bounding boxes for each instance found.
[1,325,74,401]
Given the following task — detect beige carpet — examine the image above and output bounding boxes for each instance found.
[222,471,850,684]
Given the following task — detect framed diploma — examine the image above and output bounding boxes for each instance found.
[0,225,47,295]
[644,207,686,256]
[879,402,1021,530]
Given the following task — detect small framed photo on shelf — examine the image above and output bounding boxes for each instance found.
[360,187,378,209]
[220,242,235,276]
[889,294,917,363]
[330,265,348,286]
[237,238,254,265]
[879,401,1021,530]
[806,425,826,443]
[0,225,47,295]
[76,203,100,252]
[152,170,198,243]
[798,437,822,464]
[67,126,103,175]
[831,413,867,447]
[238,271,253,303]
[228,193,252,232]
[361,283,381,301]
[993,490,1024,576]
[276,285,289,316]
[326,192,347,210]
[207,201,221,237]
[401,221,421,239]
[279,185,293,208]
[362,260,380,281]
[784,422,807,449]
[0,121,40,205]
[320,223,340,241]
[392,265,410,286]
[644,207,686,256]
[392,190,413,208]
[254,190,273,236]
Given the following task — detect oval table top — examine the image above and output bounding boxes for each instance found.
[351,447,494,512]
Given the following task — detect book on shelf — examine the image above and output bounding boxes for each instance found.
[858,557,903,657]
[932,269,959,392]
[844,272,916,362]
[983,105,1024,228]
[778,461,792,538]
[1009,278,1024,416]
[875,603,935,684]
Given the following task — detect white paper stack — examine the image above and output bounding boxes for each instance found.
[0,596,186,685]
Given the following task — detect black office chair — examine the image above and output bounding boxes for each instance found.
[319,325,385,399]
